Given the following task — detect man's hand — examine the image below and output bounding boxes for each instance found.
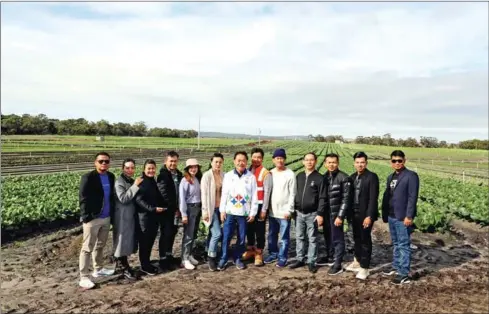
[220,212,227,223]
[203,214,209,222]
[363,217,372,229]
[156,207,165,213]
[404,217,413,227]
[135,177,143,186]
[259,211,266,221]
[175,211,181,217]
[247,215,255,223]
[182,216,189,224]
[316,215,324,227]
[334,217,343,227]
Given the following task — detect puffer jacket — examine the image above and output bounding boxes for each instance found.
[318,169,352,219]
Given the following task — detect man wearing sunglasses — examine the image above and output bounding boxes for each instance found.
[381,150,420,285]
[78,152,116,289]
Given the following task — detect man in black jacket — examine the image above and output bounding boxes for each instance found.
[346,152,379,280]
[317,153,352,275]
[289,152,324,273]
[78,152,116,289]
[156,150,183,270]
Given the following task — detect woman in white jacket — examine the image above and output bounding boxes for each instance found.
[200,153,225,271]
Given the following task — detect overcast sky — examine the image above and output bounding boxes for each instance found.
[1,2,488,142]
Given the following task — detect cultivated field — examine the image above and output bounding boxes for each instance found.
[1,136,488,313]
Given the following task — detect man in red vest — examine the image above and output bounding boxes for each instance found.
[242,147,272,266]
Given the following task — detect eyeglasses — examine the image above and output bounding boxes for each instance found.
[391,159,404,164]
[97,159,110,164]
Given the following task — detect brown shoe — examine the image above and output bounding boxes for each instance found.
[254,249,264,267]
[242,246,256,261]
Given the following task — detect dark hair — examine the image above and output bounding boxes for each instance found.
[251,147,265,158]
[95,152,110,159]
[166,150,179,159]
[325,153,339,161]
[390,150,406,159]
[353,151,368,161]
[234,151,248,160]
[208,153,224,170]
[121,158,136,169]
[304,152,317,160]
[143,159,157,169]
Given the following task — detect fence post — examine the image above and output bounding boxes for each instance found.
[462,171,465,184]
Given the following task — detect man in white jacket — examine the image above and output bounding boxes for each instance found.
[217,151,259,271]
[264,148,296,268]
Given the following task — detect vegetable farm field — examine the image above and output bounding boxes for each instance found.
[1,136,488,313]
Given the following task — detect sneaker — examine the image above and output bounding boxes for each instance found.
[308,263,318,274]
[410,243,418,250]
[183,260,196,270]
[288,260,305,269]
[235,259,246,270]
[79,277,95,290]
[382,267,398,276]
[346,259,361,272]
[276,260,287,268]
[140,264,158,276]
[189,256,199,266]
[158,258,168,271]
[391,274,411,285]
[328,264,344,276]
[208,257,217,272]
[166,256,178,271]
[123,268,138,281]
[316,256,334,266]
[355,268,370,280]
[217,260,227,271]
[264,255,278,264]
[92,268,115,278]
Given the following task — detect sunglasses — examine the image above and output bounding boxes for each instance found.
[391,159,404,164]
[97,159,110,164]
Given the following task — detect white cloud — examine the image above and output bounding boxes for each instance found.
[1,2,488,142]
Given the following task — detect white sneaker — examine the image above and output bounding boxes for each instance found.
[189,256,199,266]
[183,260,196,270]
[356,268,370,280]
[79,277,95,289]
[346,260,361,272]
[92,268,115,278]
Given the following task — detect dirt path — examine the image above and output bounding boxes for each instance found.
[2,220,488,313]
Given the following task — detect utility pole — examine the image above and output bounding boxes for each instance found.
[198,114,201,150]
[258,128,261,146]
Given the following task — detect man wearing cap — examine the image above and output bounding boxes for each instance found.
[264,148,296,268]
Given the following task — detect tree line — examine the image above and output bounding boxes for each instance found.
[1,114,198,138]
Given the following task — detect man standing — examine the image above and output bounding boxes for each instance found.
[264,148,296,268]
[317,153,352,275]
[242,147,272,267]
[382,150,420,285]
[156,150,183,271]
[218,151,259,271]
[289,152,323,273]
[78,152,116,289]
[346,152,379,280]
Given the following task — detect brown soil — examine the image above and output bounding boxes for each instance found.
[1,221,488,313]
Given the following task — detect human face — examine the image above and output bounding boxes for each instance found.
[273,157,285,169]
[354,157,367,174]
[123,161,136,177]
[234,154,248,173]
[303,154,317,172]
[188,165,199,176]
[325,157,339,172]
[251,152,263,168]
[165,155,179,171]
[95,155,110,172]
[390,156,405,171]
[211,157,223,171]
[144,163,156,177]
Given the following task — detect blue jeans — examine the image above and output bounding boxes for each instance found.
[295,212,318,264]
[268,217,291,263]
[388,216,413,276]
[220,214,247,262]
[206,208,222,258]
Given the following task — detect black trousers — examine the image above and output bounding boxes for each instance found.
[138,213,159,267]
[158,209,177,258]
[322,214,334,258]
[246,205,266,250]
[351,213,373,269]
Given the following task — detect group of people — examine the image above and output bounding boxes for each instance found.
[78,147,419,290]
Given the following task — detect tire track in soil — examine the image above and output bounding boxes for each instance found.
[1,220,488,313]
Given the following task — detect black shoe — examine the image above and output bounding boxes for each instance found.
[328,264,344,276]
[140,264,158,276]
[308,263,318,273]
[391,274,411,285]
[288,260,305,269]
[123,268,138,280]
[208,257,217,272]
[165,256,178,271]
[382,267,398,277]
[316,256,334,266]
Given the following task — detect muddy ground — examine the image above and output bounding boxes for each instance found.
[1,219,488,313]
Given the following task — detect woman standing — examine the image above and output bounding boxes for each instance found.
[200,153,224,271]
[135,159,167,276]
[179,158,203,270]
[113,158,143,280]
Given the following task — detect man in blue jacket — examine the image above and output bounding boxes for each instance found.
[381,150,420,285]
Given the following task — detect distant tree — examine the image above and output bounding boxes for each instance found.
[420,136,439,148]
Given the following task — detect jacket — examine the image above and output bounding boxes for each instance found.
[250,165,272,213]
[156,165,183,212]
[382,167,420,222]
[349,169,380,221]
[79,170,116,223]
[113,174,139,257]
[219,169,259,217]
[269,167,296,219]
[135,173,167,214]
[201,169,224,227]
[294,170,324,214]
[318,169,352,219]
